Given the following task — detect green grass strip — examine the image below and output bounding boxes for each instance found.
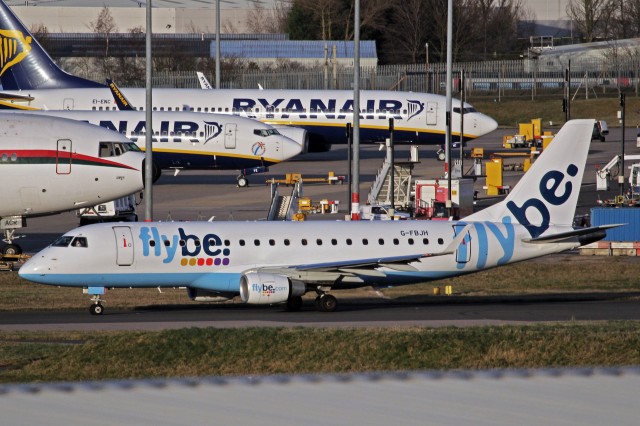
[1,322,640,384]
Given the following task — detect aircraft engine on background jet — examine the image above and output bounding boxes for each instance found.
[239,272,305,304]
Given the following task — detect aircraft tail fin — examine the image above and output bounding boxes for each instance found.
[0,2,104,90]
[107,79,135,110]
[466,119,595,239]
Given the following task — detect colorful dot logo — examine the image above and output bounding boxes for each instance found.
[252,141,266,156]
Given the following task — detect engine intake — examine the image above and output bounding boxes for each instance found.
[239,272,305,305]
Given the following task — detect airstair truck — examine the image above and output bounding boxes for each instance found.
[77,194,138,226]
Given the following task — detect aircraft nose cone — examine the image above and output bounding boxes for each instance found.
[281,137,303,160]
[479,114,498,136]
[18,256,45,281]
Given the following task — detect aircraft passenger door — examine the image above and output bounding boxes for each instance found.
[453,224,471,264]
[113,226,134,266]
[56,139,72,174]
[224,123,237,149]
[426,102,438,126]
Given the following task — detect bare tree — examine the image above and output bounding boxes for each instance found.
[88,6,119,77]
[246,1,291,34]
[566,0,614,42]
[382,0,430,63]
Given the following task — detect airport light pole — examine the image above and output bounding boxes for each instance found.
[445,0,453,208]
[216,0,220,89]
[351,0,361,220]
[144,0,153,221]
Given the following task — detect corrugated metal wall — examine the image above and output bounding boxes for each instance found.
[591,207,640,241]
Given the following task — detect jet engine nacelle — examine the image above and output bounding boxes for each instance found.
[239,272,305,305]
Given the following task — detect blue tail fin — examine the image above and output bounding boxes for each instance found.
[0,1,104,90]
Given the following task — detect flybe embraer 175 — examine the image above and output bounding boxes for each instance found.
[0,113,145,255]
[0,1,497,151]
[20,120,615,314]
[8,110,303,186]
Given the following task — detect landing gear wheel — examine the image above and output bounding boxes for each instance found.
[286,296,303,311]
[89,303,104,315]
[317,294,337,312]
[2,244,22,256]
[437,151,446,161]
[237,176,249,187]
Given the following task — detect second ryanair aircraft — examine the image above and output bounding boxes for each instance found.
[7,110,303,186]
[0,1,497,152]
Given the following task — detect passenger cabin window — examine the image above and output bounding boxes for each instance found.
[438,238,444,245]
[239,239,245,246]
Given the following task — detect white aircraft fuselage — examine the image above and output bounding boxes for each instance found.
[0,113,145,218]
[4,88,497,149]
[6,110,303,171]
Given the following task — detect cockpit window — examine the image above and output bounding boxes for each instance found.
[253,129,281,137]
[453,107,477,114]
[52,236,73,247]
[99,142,141,157]
[71,237,88,248]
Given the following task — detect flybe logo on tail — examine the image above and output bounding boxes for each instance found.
[0,30,32,76]
[506,164,578,238]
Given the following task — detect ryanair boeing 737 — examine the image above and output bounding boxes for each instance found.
[20,120,615,314]
[0,1,497,152]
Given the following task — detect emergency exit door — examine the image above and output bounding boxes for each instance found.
[224,123,237,148]
[453,224,471,264]
[56,139,72,174]
[113,226,134,266]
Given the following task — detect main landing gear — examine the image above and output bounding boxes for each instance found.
[285,291,338,312]
[314,291,338,312]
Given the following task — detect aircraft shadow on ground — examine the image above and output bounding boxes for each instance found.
[130,291,640,314]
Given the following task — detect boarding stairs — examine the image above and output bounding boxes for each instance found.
[368,144,416,208]
[267,181,302,221]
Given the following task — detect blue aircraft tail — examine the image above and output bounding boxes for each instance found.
[0,1,104,90]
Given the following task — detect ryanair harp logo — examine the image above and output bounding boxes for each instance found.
[203,121,223,144]
[0,30,32,77]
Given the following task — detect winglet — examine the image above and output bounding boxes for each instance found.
[107,79,135,111]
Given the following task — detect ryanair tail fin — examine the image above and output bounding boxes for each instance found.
[466,119,595,239]
[0,1,104,90]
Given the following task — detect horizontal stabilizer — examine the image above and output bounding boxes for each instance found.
[0,93,35,101]
[522,224,623,244]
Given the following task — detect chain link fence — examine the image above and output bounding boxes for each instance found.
[74,57,640,100]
